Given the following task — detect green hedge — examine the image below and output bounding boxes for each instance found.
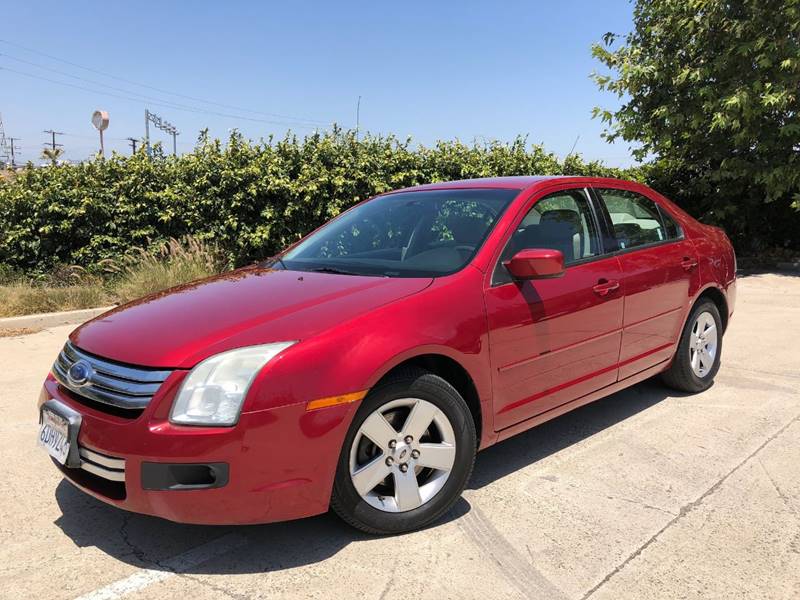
[0,129,640,275]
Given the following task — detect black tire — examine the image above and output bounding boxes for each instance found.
[330,367,476,535]
[662,299,723,393]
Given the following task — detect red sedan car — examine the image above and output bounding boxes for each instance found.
[38,176,736,534]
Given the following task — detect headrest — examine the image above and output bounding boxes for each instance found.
[449,215,487,245]
[540,209,581,233]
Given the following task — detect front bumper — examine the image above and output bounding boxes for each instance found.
[39,374,355,525]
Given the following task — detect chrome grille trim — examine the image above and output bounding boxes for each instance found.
[53,342,173,411]
[79,446,125,482]
[62,342,172,383]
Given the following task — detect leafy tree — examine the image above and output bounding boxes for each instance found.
[592,0,800,252]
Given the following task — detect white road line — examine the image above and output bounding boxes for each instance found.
[74,533,248,600]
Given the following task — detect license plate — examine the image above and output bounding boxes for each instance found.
[38,407,71,464]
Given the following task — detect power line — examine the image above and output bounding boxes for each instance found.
[0,65,323,129]
[0,38,329,125]
[0,52,326,127]
[1,53,213,117]
[126,137,138,154]
[60,131,130,142]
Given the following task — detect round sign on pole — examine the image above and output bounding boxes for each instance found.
[92,110,109,158]
[92,110,109,131]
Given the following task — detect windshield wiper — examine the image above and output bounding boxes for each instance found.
[264,255,287,270]
[310,266,365,276]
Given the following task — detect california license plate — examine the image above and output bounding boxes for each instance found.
[38,407,71,464]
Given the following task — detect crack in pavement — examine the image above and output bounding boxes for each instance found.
[118,514,160,568]
[377,561,399,600]
[579,411,800,600]
[610,495,677,517]
[76,532,248,600]
[758,458,799,518]
[179,573,252,600]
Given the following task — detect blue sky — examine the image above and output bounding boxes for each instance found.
[1,1,634,165]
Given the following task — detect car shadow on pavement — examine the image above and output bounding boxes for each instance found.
[52,378,676,575]
[468,378,681,490]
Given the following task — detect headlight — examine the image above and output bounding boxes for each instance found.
[170,342,295,426]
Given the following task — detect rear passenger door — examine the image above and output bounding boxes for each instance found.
[593,187,698,379]
[485,186,624,430]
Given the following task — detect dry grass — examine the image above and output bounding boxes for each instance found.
[106,237,224,304]
[0,237,225,318]
[0,265,109,317]
[0,327,44,338]
[0,281,109,318]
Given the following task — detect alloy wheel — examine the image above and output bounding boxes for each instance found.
[348,398,456,513]
[689,310,718,377]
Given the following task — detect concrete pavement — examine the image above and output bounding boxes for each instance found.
[1,273,798,599]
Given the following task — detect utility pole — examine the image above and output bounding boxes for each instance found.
[144,109,151,155]
[126,137,138,154]
[8,137,20,166]
[43,129,64,151]
[356,95,361,140]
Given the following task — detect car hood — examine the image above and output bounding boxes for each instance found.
[71,266,433,368]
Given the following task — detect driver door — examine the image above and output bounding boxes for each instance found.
[485,187,624,430]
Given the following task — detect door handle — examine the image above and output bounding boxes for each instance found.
[680,257,699,271]
[593,279,620,297]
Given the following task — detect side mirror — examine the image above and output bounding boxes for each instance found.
[503,249,565,280]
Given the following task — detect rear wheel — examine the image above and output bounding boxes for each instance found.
[662,299,722,392]
[330,368,476,534]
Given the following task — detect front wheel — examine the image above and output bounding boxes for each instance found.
[330,368,476,534]
[662,299,722,392]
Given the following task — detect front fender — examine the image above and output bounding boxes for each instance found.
[245,269,495,444]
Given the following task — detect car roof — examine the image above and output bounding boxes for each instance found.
[388,176,636,193]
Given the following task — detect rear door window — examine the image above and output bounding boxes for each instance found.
[594,188,668,250]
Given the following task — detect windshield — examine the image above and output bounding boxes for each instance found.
[281,189,518,277]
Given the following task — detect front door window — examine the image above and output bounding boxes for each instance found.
[494,189,601,284]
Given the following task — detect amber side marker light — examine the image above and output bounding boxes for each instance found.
[306,390,368,411]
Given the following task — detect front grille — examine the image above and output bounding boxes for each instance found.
[52,341,173,417]
[55,446,127,500]
[79,446,125,482]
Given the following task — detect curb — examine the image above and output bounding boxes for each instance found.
[0,306,115,331]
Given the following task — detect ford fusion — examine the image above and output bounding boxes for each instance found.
[38,176,736,534]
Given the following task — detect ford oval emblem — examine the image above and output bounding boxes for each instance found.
[67,360,92,387]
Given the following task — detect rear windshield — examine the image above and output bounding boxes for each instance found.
[281,189,518,277]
